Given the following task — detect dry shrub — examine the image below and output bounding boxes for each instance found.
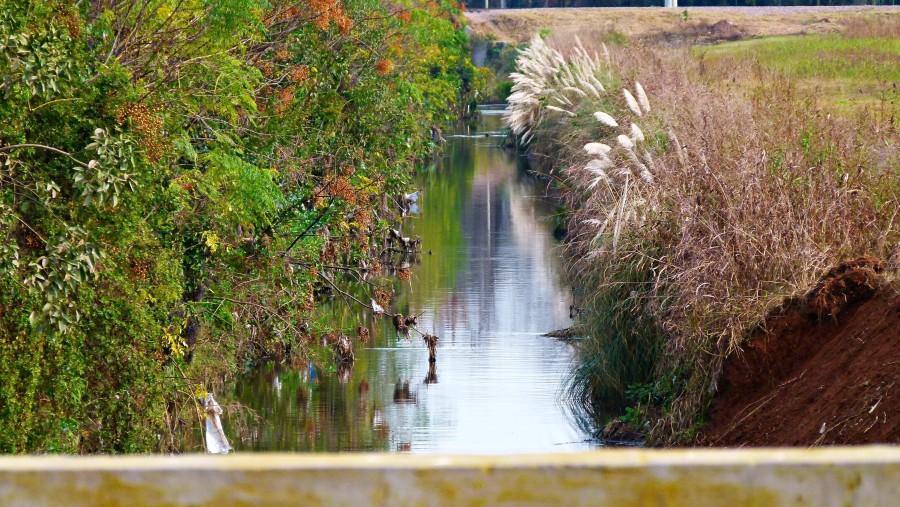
[508,36,900,445]
[624,45,897,445]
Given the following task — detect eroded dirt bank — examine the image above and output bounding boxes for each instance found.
[700,259,900,447]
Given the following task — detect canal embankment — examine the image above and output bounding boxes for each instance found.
[486,11,899,446]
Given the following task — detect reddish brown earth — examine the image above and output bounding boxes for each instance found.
[700,261,900,447]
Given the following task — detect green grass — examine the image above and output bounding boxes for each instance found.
[701,35,900,81]
[697,34,900,111]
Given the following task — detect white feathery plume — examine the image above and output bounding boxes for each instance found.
[546,105,575,117]
[612,175,630,251]
[585,158,613,175]
[635,81,651,114]
[617,134,634,149]
[584,142,612,156]
[563,86,587,97]
[593,111,618,128]
[590,207,618,245]
[588,173,610,190]
[630,123,645,143]
[623,88,642,117]
[574,35,588,57]
[552,95,573,107]
[623,148,652,183]
[580,79,602,99]
[612,167,632,179]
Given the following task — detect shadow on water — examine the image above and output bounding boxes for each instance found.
[206,106,597,453]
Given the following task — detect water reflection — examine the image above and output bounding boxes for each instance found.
[222,106,595,453]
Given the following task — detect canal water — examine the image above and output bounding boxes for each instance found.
[221,106,595,453]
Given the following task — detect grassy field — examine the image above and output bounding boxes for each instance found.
[697,33,900,111]
[465,6,900,43]
[472,8,900,111]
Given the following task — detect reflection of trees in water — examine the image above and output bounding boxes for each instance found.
[393,379,417,404]
[431,142,571,341]
[222,364,389,452]
[424,362,439,385]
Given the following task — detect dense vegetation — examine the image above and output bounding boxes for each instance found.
[505,20,898,444]
[0,0,480,453]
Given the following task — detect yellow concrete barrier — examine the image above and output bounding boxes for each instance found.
[1,447,899,506]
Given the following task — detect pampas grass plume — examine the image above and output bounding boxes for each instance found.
[546,105,576,117]
[617,134,634,149]
[585,158,613,174]
[593,111,619,128]
[635,81,651,114]
[623,88,642,117]
[630,123,645,143]
[584,142,612,156]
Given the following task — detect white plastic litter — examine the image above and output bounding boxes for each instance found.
[203,392,231,454]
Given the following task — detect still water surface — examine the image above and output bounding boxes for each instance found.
[224,106,595,453]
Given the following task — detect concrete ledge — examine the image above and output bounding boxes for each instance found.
[1,447,899,506]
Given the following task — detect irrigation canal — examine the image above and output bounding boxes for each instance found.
[195,105,595,453]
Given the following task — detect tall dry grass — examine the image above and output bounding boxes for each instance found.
[842,13,900,39]
[507,35,899,445]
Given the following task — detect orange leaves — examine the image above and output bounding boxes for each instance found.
[290,65,310,84]
[275,48,292,62]
[331,175,356,204]
[376,59,393,76]
[276,85,295,113]
[308,0,352,35]
[116,102,165,162]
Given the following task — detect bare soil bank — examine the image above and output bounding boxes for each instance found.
[465,6,900,43]
[700,259,900,447]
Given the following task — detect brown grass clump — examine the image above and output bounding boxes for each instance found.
[508,34,899,446]
[842,13,900,39]
[806,256,884,318]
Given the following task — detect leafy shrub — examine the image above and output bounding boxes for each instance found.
[0,0,477,452]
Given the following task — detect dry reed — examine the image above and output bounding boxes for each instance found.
[507,34,899,445]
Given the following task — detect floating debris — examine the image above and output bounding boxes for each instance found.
[357,325,370,343]
[422,333,439,363]
[333,334,355,364]
[542,325,585,343]
[392,314,410,338]
[201,392,231,454]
